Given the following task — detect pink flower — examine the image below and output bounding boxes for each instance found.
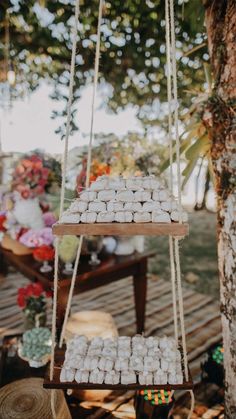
[42,212,57,227]
[19,228,54,248]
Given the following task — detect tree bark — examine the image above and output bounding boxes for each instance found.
[204,1,236,417]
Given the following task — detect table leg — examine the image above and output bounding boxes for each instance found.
[133,259,147,334]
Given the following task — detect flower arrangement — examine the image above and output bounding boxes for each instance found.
[33,245,55,273]
[19,227,54,248]
[76,158,110,193]
[11,155,50,199]
[17,282,51,329]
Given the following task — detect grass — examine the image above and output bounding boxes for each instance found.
[147,210,219,299]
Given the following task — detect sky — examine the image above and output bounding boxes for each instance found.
[0,83,142,154]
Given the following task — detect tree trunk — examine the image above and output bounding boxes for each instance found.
[204,1,236,417]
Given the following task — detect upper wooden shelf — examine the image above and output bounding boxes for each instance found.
[52,222,189,237]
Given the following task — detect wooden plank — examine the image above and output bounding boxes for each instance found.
[52,222,189,237]
[43,366,193,390]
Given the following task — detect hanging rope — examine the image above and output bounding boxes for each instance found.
[59,0,80,218]
[59,0,104,348]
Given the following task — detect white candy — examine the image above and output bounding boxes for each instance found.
[153,370,167,385]
[80,212,97,223]
[139,371,153,385]
[90,337,103,348]
[87,347,102,357]
[171,200,178,211]
[102,346,117,359]
[103,338,117,348]
[118,336,131,348]
[130,356,144,372]
[124,202,142,211]
[71,357,84,370]
[162,348,177,361]
[75,370,89,383]
[160,201,172,212]
[146,336,159,349]
[114,358,129,372]
[60,367,75,382]
[121,370,137,385]
[150,178,161,190]
[152,191,160,201]
[69,200,88,213]
[60,212,80,223]
[160,358,170,372]
[171,210,188,222]
[90,177,108,191]
[148,347,161,357]
[144,356,160,372]
[88,201,106,212]
[89,368,104,384]
[98,357,114,372]
[134,190,151,202]
[98,190,116,201]
[142,177,152,190]
[107,177,125,190]
[107,201,124,212]
[152,211,171,223]
[159,189,170,202]
[83,356,99,371]
[168,372,183,384]
[115,211,133,223]
[142,200,161,212]
[105,370,120,385]
[116,190,134,202]
[134,212,151,223]
[80,190,97,202]
[132,335,145,347]
[159,337,176,351]
[118,348,131,358]
[97,211,115,223]
[126,178,143,191]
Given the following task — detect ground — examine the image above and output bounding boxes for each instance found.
[147,210,219,299]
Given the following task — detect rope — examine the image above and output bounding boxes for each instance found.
[50,238,59,381]
[169,236,178,344]
[50,389,57,419]
[165,0,173,193]
[59,235,84,347]
[59,0,104,347]
[174,237,188,381]
[59,0,80,218]
[187,390,195,419]
[86,0,104,188]
[169,0,183,222]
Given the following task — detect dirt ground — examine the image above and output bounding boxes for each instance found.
[147,210,219,299]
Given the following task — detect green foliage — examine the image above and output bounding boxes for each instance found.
[0,0,207,133]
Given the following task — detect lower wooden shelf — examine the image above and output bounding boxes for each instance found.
[43,347,193,391]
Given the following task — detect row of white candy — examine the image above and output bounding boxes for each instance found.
[89,176,163,192]
[79,188,174,203]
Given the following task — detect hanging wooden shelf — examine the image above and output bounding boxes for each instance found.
[43,347,193,391]
[52,222,189,237]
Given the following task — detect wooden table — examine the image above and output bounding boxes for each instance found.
[0,247,155,335]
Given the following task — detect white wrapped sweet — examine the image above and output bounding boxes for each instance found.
[153,370,168,385]
[171,200,178,211]
[168,372,183,384]
[144,356,160,372]
[75,369,89,383]
[98,357,114,372]
[105,370,120,385]
[65,356,84,370]
[118,336,131,348]
[83,356,99,371]
[114,358,129,372]
[60,212,80,223]
[132,335,145,347]
[89,368,104,384]
[126,177,143,191]
[121,370,137,385]
[98,190,116,202]
[118,348,131,358]
[134,190,151,202]
[108,177,126,190]
[60,367,75,382]
[142,177,152,190]
[159,337,176,351]
[171,210,188,222]
[80,190,97,202]
[87,346,102,357]
[162,348,178,361]
[160,358,170,372]
[90,176,108,191]
[159,189,170,202]
[148,346,161,357]
[116,190,134,202]
[134,212,151,223]
[146,336,159,349]
[115,211,133,223]
[150,177,161,190]
[132,336,147,356]
[97,211,115,223]
[102,346,117,359]
[69,200,88,213]
[160,200,172,212]
[73,335,88,345]
[103,338,117,348]
[142,200,161,212]
[130,355,144,372]
[139,371,153,385]
[152,190,160,201]
[90,337,103,349]
[80,212,97,223]
[107,201,124,212]
[152,211,171,223]
[124,202,142,211]
[88,200,106,212]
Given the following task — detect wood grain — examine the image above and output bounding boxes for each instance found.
[52,222,189,237]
